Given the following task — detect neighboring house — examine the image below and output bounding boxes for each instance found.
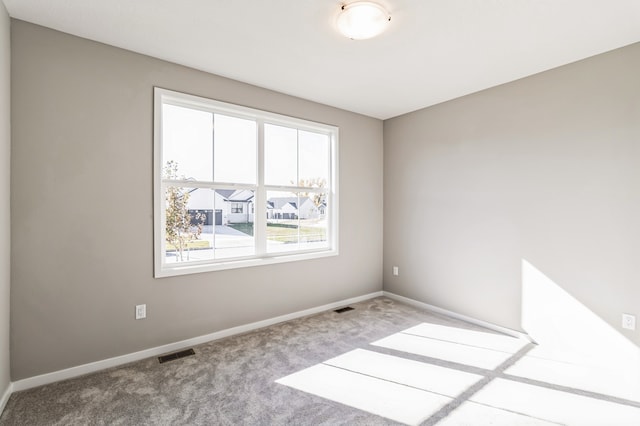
[318,202,327,216]
[267,197,319,220]
[187,192,319,224]
[225,189,254,224]
[187,188,254,225]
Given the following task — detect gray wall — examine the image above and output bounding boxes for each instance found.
[0,1,10,395]
[384,42,640,344]
[10,20,383,380]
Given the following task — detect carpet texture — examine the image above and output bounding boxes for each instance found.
[1,297,639,425]
[2,298,462,425]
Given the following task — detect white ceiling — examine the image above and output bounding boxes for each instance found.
[3,0,640,119]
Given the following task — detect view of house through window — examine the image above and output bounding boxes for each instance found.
[155,88,337,276]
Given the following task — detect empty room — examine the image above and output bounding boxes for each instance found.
[1,1,640,425]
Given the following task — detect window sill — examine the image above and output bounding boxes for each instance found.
[155,248,339,278]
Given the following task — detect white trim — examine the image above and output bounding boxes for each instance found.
[10,291,532,393]
[0,382,12,415]
[158,88,337,134]
[382,291,533,342]
[154,87,339,278]
[153,86,163,278]
[161,180,258,190]
[330,128,339,258]
[156,249,339,277]
[12,291,383,392]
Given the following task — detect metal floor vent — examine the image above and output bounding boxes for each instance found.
[334,306,354,314]
[158,348,196,364]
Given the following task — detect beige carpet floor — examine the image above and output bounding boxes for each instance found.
[2,297,639,425]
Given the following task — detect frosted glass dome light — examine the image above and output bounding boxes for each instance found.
[336,2,391,40]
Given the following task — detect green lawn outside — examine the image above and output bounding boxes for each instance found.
[165,239,210,251]
[228,223,326,243]
[229,223,254,236]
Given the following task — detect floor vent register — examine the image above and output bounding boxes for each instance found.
[158,348,196,364]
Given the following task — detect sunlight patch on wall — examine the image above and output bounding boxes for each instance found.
[514,259,640,401]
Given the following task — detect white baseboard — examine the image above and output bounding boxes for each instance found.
[382,291,533,342]
[0,382,12,415]
[10,290,530,394]
[12,291,384,392]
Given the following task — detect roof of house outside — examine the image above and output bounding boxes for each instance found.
[215,189,235,199]
[216,189,254,202]
[267,197,311,210]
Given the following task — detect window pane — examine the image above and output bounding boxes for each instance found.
[164,186,214,264]
[266,190,327,253]
[265,124,297,186]
[164,187,257,264]
[298,192,328,251]
[214,114,257,184]
[162,104,212,181]
[213,189,255,259]
[299,130,330,188]
[266,190,299,253]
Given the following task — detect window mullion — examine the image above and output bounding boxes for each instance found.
[161,180,257,190]
[211,113,216,182]
[255,120,266,256]
[159,181,168,269]
[263,185,326,193]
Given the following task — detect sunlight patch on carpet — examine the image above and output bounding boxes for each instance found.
[372,331,512,369]
[323,349,482,397]
[403,322,529,353]
[470,378,640,424]
[276,362,450,425]
[276,348,487,425]
[439,400,561,425]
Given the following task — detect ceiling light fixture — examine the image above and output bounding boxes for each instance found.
[336,2,391,40]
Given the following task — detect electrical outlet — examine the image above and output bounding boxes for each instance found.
[622,313,636,330]
[135,304,147,320]
[392,266,399,276]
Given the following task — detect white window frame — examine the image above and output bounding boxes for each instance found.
[154,87,339,277]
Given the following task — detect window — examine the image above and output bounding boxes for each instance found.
[154,88,338,277]
[231,203,243,214]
